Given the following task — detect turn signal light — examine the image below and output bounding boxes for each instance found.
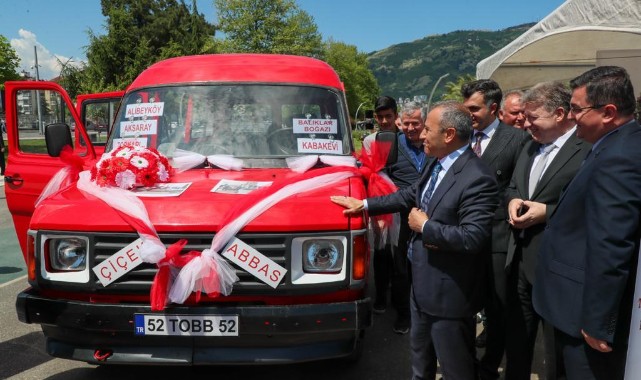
[352,235,368,280]
[27,234,36,281]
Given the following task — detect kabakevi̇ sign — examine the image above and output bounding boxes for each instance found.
[297,138,341,154]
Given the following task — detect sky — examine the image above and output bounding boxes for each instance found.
[0,0,566,80]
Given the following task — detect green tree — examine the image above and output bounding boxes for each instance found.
[441,74,476,102]
[323,40,380,122]
[0,35,21,90]
[84,0,216,92]
[56,57,86,99]
[214,0,322,57]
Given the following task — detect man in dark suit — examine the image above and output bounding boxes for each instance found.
[533,66,641,380]
[365,98,428,335]
[503,81,591,380]
[461,79,529,380]
[332,101,498,379]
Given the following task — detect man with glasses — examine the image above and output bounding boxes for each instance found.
[504,81,591,380]
[533,66,641,379]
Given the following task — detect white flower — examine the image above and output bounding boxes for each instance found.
[130,155,149,169]
[157,163,169,181]
[115,147,133,159]
[115,170,137,189]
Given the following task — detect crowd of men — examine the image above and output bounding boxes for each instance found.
[332,65,641,380]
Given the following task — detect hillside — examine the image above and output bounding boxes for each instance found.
[367,23,535,101]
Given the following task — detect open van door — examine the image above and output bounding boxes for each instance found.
[3,81,97,258]
[75,91,124,155]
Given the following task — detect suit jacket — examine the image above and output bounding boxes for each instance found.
[368,148,498,318]
[386,132,428,189]
[480,122,530,254]
[533,121,641,346]
[505,132,591,282]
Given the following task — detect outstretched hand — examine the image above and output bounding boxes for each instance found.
[330,195,365,215]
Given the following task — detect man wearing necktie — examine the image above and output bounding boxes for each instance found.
[504,81,591,380]
[533,67,641,380]
[331,101,498,379]
[462,79,530,380]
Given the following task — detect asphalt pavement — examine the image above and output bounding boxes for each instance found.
[0,180,27,284]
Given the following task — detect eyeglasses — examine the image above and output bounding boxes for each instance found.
[569,104,605,115]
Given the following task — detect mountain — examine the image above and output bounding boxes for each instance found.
[367,23,535,101]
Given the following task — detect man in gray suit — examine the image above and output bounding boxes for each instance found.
[504,81,591,380]
[331,101,498,379]
[461,79,530,380]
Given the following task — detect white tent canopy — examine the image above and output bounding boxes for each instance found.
[476,0,641,90]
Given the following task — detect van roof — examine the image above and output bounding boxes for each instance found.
[128,54,344,91]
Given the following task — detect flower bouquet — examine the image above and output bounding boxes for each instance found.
[91,143,173,189]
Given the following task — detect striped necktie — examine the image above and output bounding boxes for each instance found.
[408,161,443,261]
[421,161,443,210]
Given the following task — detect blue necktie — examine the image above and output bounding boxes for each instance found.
[421,162,443,210]
[409,161,442,261]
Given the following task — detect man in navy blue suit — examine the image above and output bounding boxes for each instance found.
[332,101,498,379]
[533,66,641,380]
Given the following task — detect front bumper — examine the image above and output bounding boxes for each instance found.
[16,289,372,365]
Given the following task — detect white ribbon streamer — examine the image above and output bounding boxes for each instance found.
[286,155,357,173]
[35,167,75,207]
[168,170,358,303]
[207,155,243,171]
[171,149,243,172]
[76,171,166,263]
[78,169,238,302]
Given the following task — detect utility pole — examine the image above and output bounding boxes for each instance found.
[427,73,450,110]
[33,46,43,134]
[354,102,366,130]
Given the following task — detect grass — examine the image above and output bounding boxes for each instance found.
[17,138,48,154]
[352,129,368,153]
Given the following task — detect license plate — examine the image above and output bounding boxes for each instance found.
[134,314,239,336]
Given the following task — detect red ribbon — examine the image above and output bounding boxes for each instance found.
[357,140,398,228]
[59,145,86,174]
[150,239,188,310]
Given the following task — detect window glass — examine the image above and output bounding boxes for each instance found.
[82,98,120,145]
[107,85,349,166]
[15,89,85,154]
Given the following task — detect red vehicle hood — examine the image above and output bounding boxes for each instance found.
[31,168,366,233]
